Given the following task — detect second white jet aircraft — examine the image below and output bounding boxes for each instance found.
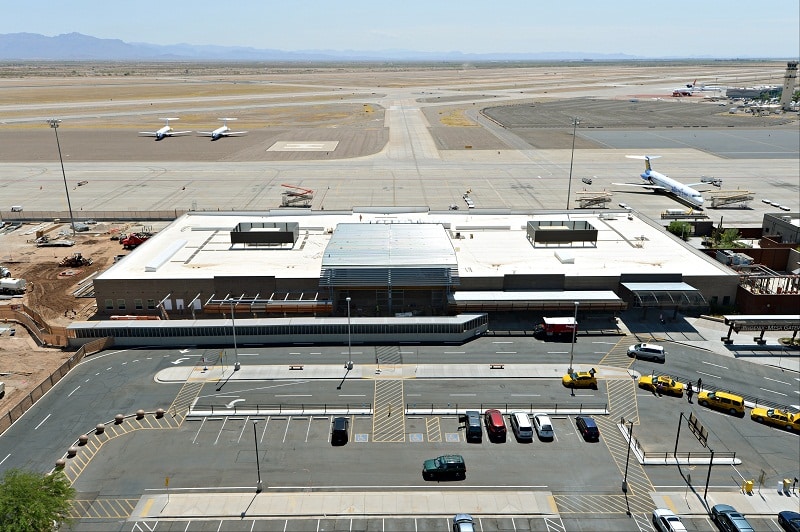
[139,118,192,141]
[197,118,248,141]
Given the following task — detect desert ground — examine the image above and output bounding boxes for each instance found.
[0,60,797,416]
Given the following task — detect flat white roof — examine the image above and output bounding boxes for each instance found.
[96,209,735,282]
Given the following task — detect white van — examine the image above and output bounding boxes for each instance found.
[627,343,666,362]
[509,411,533,441]
[10,206,23,212]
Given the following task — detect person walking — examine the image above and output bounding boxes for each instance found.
[687,381,694,403]
[697,378,703,392]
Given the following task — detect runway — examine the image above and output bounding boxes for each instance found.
[0,63,797,224]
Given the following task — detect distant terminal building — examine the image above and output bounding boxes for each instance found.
[726,85,782,100]
[85,209,739,335]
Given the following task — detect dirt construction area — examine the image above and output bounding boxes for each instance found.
[1,220,151,414]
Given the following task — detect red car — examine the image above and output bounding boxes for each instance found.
[484,409,507,441]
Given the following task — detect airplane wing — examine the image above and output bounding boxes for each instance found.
[612,182,666,190]
[196,131,215,136]
[165,130,192,136]
[221,131,248,136]
[138,132,159,136]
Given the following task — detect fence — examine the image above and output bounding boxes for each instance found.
[0,303,68,347]
[0,336,113,436]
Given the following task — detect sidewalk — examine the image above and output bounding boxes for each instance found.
[653,485,800,516]
[157,362,636,384]
[129,486,799,520]
[131,489,558,520]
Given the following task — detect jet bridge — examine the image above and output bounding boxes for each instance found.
[576,191,613,209]
[708,190,754,209]
[281,184,314,208]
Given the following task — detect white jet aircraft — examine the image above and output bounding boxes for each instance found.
[613,156,722,209]
[139,118,192,140]
[197,118,248,140]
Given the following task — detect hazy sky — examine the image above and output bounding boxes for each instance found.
[3,0,798,58]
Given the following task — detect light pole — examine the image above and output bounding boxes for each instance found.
[229,299,240,371]
[565,117,580,210]
[47,119,76,236]
[345,296,353,371]
[568,301,579,373]
[622,419,634,494]
[253,421,263,493]
[622,419,633,516]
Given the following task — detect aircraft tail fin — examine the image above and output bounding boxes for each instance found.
[626,154,661,174]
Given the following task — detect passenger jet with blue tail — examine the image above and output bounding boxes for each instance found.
[613,155,721,209]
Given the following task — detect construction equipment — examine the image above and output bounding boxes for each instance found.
[120,232,153,249]
[59,252,93,267]
[280,184,314,208]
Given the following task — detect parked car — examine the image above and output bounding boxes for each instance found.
[509,411,534,441]
[422,455,466,480]
[575,415,600,441]
[532,413,554,441]
[562,369,597,389]
[638,375,685,397]
[778,510,800,532]
[463,410,482,442]
[750,407,800,432]
[452,513,475,532]
[331,416,349,446]
[627,342,666,362]
[711,504,755,532]
[652,508,687,532]
[484,409,507,441]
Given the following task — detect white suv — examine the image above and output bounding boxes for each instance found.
[627,342,665,362]
[653,508,687,532]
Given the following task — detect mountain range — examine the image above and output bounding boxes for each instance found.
[0,32,648,62]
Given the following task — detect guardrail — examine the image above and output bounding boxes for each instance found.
[188,402,608,417]
[404,402,609,415]
[190,403,373,416]
[641,450,736,462]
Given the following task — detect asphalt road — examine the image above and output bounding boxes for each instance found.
[1,332,797,531]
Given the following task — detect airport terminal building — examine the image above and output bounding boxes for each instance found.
[84,208,739,341]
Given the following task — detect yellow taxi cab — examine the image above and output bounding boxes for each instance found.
[562,368,597,389]
[750,407,800,432]
[638,375,684,397]
[697,390,745,417]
